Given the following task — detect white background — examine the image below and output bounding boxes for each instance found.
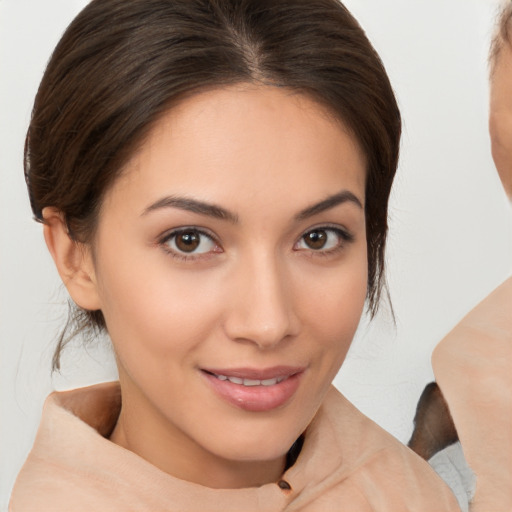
[1,0,512,509]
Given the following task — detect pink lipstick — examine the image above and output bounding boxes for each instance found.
[201,366,304,412]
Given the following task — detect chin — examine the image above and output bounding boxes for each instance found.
[202,411,309,463]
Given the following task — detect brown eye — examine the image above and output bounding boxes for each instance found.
[295,227,351,253]
[175,231,200,252]
[163,228,217,255]
[303,230,328,250]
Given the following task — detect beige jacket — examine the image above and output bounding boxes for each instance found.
[10,382,460,511]
[433,276,512,512]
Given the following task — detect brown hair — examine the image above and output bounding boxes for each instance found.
[25,0,401,369]
[489,2,512,75]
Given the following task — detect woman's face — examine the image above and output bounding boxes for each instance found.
[89,85,368,485]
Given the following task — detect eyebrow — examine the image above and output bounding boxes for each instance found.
[142,196,239,223]
[142,189,363,223]
[295,190,363,220]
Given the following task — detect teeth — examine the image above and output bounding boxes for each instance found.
[243,378,261,386]
[213,374,287,386]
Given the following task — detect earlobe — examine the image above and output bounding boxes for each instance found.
[42,207,101,311]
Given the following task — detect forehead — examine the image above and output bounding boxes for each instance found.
[104,85,367,218]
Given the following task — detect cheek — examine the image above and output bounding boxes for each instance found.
[93,243,226,361]
[307,244,367,318]
[490,115,512,197]
[490,64,512,197]
[320,274,366,356]
[294,249,368,362]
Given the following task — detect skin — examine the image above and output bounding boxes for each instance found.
[489,41,512,198]
[44,85,368,489]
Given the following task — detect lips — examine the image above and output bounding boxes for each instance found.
[201,366,304,412]
[209,373,287,386]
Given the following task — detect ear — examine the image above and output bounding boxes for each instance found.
[42,207,101,311]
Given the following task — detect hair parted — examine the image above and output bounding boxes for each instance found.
[25,0,401,370]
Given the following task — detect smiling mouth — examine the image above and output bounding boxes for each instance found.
[201,366,304,412]
[204,371,288,387]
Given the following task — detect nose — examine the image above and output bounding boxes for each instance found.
[223,253,300,349]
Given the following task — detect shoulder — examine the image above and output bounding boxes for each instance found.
[9,456,129,512]
[432,275,512,386]
[302,387,462,511]
[9,383,136,512]
[432,277,512,511]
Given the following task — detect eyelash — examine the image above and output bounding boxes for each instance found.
[158,227,221,262]
[157,225,354,262]
[293,225,354,257]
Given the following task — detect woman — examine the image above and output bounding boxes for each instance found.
[9,0,460,510]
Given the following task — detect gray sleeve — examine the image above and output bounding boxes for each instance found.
[429,442,476,512]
